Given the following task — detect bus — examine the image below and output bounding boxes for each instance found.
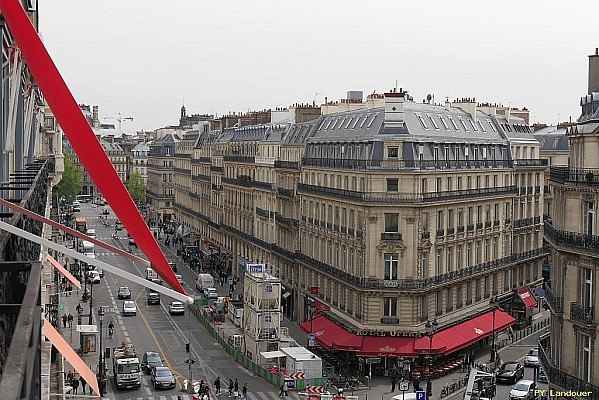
[75,194,93,203]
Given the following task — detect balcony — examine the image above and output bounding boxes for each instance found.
[421,231,430,241]
[550,166,599,186]
[381,232,402,241]
[275,213,300,228]
[274,160,300,170]
[421,185,517,202]
[544,284,563,313]
[301,157,513,171]
[277,188,295,198]
[539,335,599,400]
[457,226,464,233]
[223,155,255,163]
[513,217,535,229]
[211,184,223,191]
[196,157,211,164]
[467,224,474,231]
[476,222,483,230]
[255,207,274,219]
[513,158,548,167]
[223,177,273,191]
[447,227,455,235]
[436,229,444,237]
[570,302,596,326]
[545,222,599,254]
[210,165,224,173]
[192,174,211,182]
[381,317,399,324]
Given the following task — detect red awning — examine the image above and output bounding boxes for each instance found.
[357,336,417,358]
[300,315,360,351]
[414,309,515,355]
[518,287,537,308]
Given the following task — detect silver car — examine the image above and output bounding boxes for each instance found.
[524,348,539,367]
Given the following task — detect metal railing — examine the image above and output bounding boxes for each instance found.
[223,155,255,163]
[277,188,295,198]
[301,157,513,171]
[545,222,599,253]
[550,166,599,186]
[274,160,300,170]
[570,302,596,326]
[381,232,402,241]
[539,335,599,400]
[544,284,563,313]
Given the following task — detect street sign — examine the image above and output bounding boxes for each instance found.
[308,339,315,347]
[76,324,98,333]
[201,299,209,306]
[416,390,426,400]
[365,357,381,364]
[400,381,409,391]
[307,333,316,341]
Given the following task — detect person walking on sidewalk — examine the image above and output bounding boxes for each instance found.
[79,376,87,395]
[61,314,67,328]
[71,377,79,394]
[234,378,239,395]
[214,376,221,395]
[67,313,73,328]
[228,378,234,397]
[391,376,397,392]
[242,383,248,400]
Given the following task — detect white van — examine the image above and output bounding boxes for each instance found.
[146,268,161,283]
[86,229,96,239]
[195,273,214,291]
[81,240,95,258]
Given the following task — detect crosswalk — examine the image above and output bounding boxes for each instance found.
[116,393,297,400]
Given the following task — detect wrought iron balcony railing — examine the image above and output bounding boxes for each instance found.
[513,159,548,167]
[570,302,596,326]
[545,222,599,254]
[539,335,599,400]
[274,160,300,170]
[210,165,224,173]
[223,155,255,163]
[550,166,599,186]
[275,213,300,228]
[544,284,563,313]
[301,157,513,171]
[381,232,402,241]
[277,188,295,198]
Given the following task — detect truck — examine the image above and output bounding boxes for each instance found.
[112,343,142,390]
[227,299,244,327]
[75,217,87,233]
[80,240,95,257]
[195,273,214,291]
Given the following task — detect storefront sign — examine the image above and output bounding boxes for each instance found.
[310,286,319,295]
[247,263,265,273]
[356,328,423,338]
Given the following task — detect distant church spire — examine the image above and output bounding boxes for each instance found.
[181,100,186,119]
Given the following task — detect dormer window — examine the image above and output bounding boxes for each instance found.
[477,120,486,132]
[458,117,469,131]
[352,117,361,129]
[417,115,429,129]
[388,147,399,159]
[448,116,459,130]
[367,113,378,128]
[439,116,450,130]
[469,119,478,131]
[488,120,497,132]
[428,115,439,130]
[360,115,370,129]
[325,119,333,130]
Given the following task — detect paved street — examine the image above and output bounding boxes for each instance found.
[57,202,550,400]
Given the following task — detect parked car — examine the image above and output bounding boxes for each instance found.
[147,292,161,305]
[169,262,177,272]
[537,368,548,383]
[141,351,163,374]
[150,366,176,389]
[524,348,539,367]
[175,274,183,284]
[122,300,137,316]
[169,301,185,315]
[496,361,525,384]
[86,229,96,239]
[509,379,537,400]
[117,286,131,299]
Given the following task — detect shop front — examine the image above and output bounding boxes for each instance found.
[510,286,537,329]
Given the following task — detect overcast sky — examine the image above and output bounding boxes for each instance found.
[39,1,599,133]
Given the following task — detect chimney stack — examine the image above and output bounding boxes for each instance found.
[92,105,99,128]
[589,48,599,94]
[384,90,405,127]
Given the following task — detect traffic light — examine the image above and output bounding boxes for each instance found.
[185,343,190,353]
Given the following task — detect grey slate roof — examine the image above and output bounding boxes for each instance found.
[533,129,569,152]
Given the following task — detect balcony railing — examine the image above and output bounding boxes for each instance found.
[545,222,599,254]
[421,231,430,241]
[212,184,223,191]
[277,188,295,198]
[436,229,444,237]
[255,207,274,219]
[210,165,224,173]
[275,213,300,228]
[544,284,563,313]
[570,302,596,326]
[223,177,273,190]
[301,157,513,171]
[381,232,402,241]
[513,217,535,229]
[550,166,599,186]
[223,155,255,163]
[274,160,300,170]
[513,159,548,167]
[539,335,599,400]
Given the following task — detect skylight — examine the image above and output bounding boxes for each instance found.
[360,115,370,129]
[417,115,429,129]
[439,116,450,130]
[367,113,377,128]
[428,115,439,130]
[448,116,459,130]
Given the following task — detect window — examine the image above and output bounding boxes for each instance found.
[436,291,443,315]
[458,117,469,131]
[437,210,444,229]
[457,245,463,269]
[417,115,429,129]
[578,333,591,382]
[456,286,463,307]
[447,247,453,271]
[446,288,452,311]
[469,119,478,131]
[585,201,595,235]
[478,120,486,132]
[388,147,399,158]
[428,115,439,129]
[436,251,442,275]
[360,115,370,128]
[488,120,497,132]
[386,178,399,192]
[367,113,378,128]
[581,268,593,308]
[448,209,454,228]
[385,213,399,232]
[384,297,398,317]
[421,252,428,279]
[448,116,459,130]
[352,117,361,129]
[466,282,472,304]
[384,254,399,280]
[466,244,472,266]
[439,116,450,130]
[458,209,463,227]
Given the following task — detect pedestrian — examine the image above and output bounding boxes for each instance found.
[242,383,248,400]
[228,378,234,397]
[79,376,87,394]
[391,376,397,392]
[67,313,73,328]
[413,377,420,392]
[61,314,67,328]
[234,378,239,398]
[214,376,221,394]
[283,380,289,397]
[71,377,79,394]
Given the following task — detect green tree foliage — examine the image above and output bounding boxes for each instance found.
[127,172,147,204]
[55,154,82,200]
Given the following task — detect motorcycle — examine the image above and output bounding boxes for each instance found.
[108,325,114,338]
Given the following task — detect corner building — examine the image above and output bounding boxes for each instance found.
[172,92,546,366]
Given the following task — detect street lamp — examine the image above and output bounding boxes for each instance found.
[490,296,498,364]
[76,303,83,352]
[97,306,106,396]
[88,281,94,325]
[425,319,438,397]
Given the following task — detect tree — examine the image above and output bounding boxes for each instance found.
[55,153,82,201]
[127,172,147,204]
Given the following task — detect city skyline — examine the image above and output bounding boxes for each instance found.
[39,0,599,133]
